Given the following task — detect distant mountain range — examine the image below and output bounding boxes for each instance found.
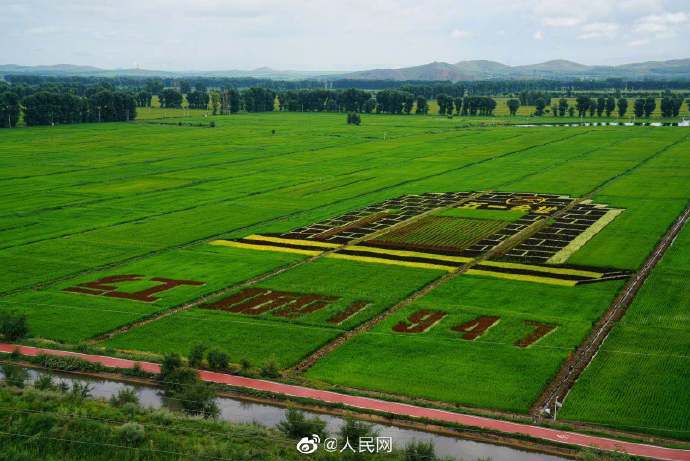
[336,59,690,81]
[2,58,689,81]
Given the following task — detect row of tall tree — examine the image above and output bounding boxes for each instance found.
[0,90,137,127]
[437,95,497,116]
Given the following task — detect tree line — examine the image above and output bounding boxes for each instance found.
[1,89,136,127]
[437,95,497,116]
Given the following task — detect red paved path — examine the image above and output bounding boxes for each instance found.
[2,343,689,461]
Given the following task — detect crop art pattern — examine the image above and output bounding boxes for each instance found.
[212,192,631,286]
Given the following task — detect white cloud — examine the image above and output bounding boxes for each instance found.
[577,22,620,39]
[450,28,472,39]
[634,11,690,35]
[533,30,544,40]
[542,16,582,27]
[628,38,650,47]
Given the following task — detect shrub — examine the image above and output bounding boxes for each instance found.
[339,418,378,452]
[118,422,145,445]
[206,349,229,370]
[260,358,280,378]
[0,311,29,341]
[346,112,361,125]
[177,381,219,418]
[110,387,140,407]
[69,382,93,400]
[277,408,327,439]
[37,354,102,372]
[239,358,252,372]
[1,364,29,388]
[33,374,56,391]
[188,344,206,368]
[159,353,182,382]
[404,440,436,461]
[162,367,198,395]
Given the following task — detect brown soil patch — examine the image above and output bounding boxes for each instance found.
[393,310,447,333]
[452,316,500,340]
[327,301,370,325]
[64,275,205,302]
[515,321,557,348]
[204,287,337,317]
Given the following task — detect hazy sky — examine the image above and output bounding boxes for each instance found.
[2,0,689,70]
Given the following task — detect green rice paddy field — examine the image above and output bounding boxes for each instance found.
[1,111,689,439]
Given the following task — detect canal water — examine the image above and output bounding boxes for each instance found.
[2,367,568,461]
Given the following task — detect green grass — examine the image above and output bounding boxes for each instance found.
[560,220,690,439]
[104,258,443,367]
[434,207,526,221]
[1,111,689,432]
[306,275,622,412]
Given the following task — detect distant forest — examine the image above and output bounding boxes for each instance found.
[1,73,689,127]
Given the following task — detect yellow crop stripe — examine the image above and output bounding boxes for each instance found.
[345,245,473,263]
[244,234,342,248]
[209,240,321,256]
[326,253,455,272]
[479,260,602,278]
[465,269,578,287]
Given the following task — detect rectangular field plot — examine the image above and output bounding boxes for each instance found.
[103,258,445,367]
[370,216,507,253]
[306,275,621,412]
[0,245,303,343]
[560,222,690,439]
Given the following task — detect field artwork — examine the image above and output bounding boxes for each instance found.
[2,116,689,443]
[214,191,630,286]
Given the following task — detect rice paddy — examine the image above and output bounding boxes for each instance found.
[1,110,689,439]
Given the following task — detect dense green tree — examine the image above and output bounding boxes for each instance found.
[227,89,241,113]
[507,98,520,116]
[22,92,87,125]
[136,91,152,107]
[588,98,596,117]
[575,96,589,117]
[186,90,209,109]
[436,94,452,115]
[362,98,376,113]
[206,349,229,370]
[660,96,683,117]
[643,96,656,117]
[534,98,546,116]
[277,409,327,439]
[617,98,628,118]
[402,92,415,114]
[144,78,164,95]
[0,311,28,340]
[179,80,191,95]
[159,88,183,108]
[415,96,428,114]
[241,87,275,112]
[634,98,645,117]
[605,97,616,117]
[0,92,20,127]
[558,98,568,117]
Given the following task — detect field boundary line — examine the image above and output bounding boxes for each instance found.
[532,201,690,417]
